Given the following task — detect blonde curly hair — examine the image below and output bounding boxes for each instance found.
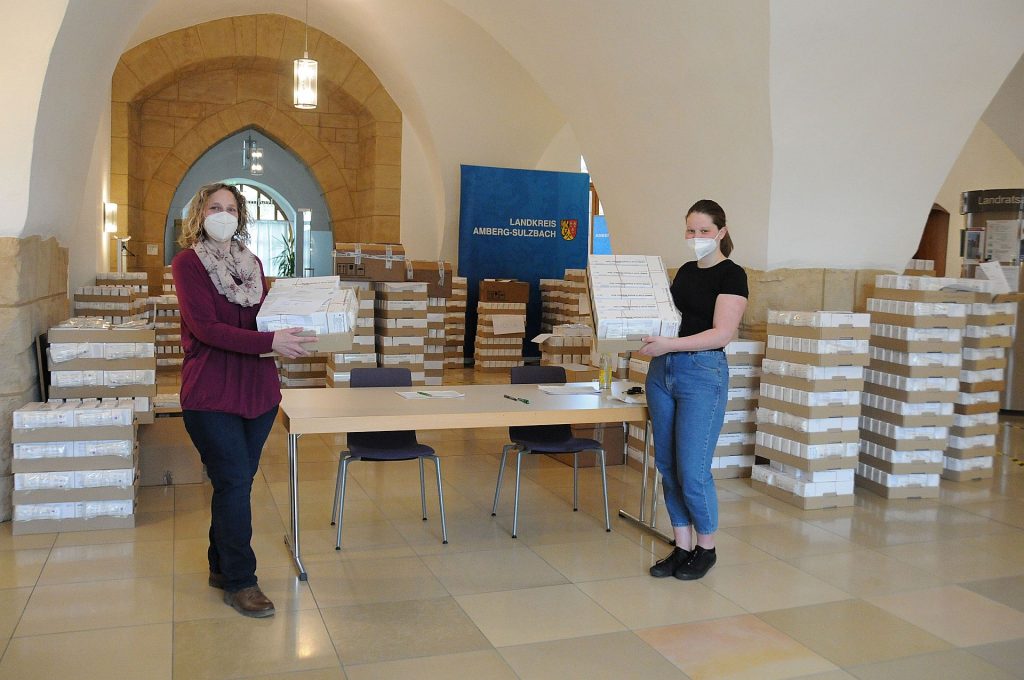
[177,182,251,248]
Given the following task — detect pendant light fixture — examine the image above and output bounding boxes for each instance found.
[243,132,265,176]
[293,0,318,109]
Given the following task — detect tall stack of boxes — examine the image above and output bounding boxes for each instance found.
[752,311,867,509]
[75,273,150,324]
[717,341,765,478]
[405,261,453,387]
[11,400,137,534]
[46,319,157,424]
[154,266,182,373]
[857,275,968,498]
[375,281,428,385]
[588,255,679,358]
[945,288,1013,481]
[535,324,594,366]
[474,279,529,372]
[444,276,468,368]
[327,285,377,388]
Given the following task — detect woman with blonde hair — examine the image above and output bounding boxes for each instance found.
[172,182,314,617]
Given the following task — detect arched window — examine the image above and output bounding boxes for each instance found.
[237,183,296,277]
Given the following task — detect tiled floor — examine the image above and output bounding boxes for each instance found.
[2,371,1024,679]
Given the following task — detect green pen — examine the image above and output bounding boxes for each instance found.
[504,394,530,404]
[417,391,432,397]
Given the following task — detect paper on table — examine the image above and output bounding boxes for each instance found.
[397,390,465,399]
[537,384,601,395]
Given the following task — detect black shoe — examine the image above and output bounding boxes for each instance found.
[674,545,716,580]
[649,547,692,578]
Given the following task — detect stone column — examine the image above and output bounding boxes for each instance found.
[0,236,69,521]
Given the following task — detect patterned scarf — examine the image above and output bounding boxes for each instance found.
[192,240,263,307]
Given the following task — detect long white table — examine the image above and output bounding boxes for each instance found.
[279,382,649,580]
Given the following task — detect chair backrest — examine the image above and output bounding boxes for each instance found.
[348,367,417,449]
[509,365,573,444]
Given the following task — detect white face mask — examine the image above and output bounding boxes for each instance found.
[688,235,719,260]
[204,212,238,243]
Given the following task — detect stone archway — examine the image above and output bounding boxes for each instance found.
[109,14,401,285]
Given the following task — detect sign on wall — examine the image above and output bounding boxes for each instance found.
[458,164,590,358]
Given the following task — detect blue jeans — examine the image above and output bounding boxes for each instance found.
[645,351,728,534]
[183,406,278,592]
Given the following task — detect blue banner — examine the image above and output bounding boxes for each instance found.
[592,215,612,255]
[458,164,590,358]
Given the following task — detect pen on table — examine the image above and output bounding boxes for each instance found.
[417,391,432,397]
[503,394,530,404]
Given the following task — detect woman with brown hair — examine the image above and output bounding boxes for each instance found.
[172,182,315,617]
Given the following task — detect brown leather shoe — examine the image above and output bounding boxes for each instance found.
[223,586,275,618]
[208,572,225,589]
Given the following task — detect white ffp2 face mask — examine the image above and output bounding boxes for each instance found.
[204,212,238,243]
[688,236,719,260]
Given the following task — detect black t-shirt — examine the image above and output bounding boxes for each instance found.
[671,259,748,341]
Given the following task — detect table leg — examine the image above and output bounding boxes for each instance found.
[283,432,308,580]
[617,418,674,544]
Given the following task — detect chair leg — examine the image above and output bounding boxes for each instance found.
[335,457,352,550]
[651,469,662,530]
[572,452,579,511]
[432,456,448,545]
[419,457,428,521]
[330,450,347,526]
[512,449,525,538]
[598,447,611,532]
[491,444,515,516]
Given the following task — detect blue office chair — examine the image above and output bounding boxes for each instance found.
[491,365,612,538]
[331,367,448,549]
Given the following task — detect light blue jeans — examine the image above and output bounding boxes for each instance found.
[645,350,728,534]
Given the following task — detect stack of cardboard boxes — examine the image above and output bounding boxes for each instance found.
[752,311,867,509]
[717,341,765,478]
[404,262,453,387]
[11,400,137,535]
[904,258,936,277]
[153,266,182,373]
[540,271,593,332]
[74,273,150,325]
[327,285,377,388]
[534,324,594,366]
[587,255,679,354]
[444,276,468,368]
[333,242,406,284]
[375,281,428,385]
[46,319,157,424]
[945,288,1014,481]
[474,279,529,372]
[857,275,969,498]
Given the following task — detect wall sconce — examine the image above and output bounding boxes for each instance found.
[293,0,318,109]
[103,202,118,233]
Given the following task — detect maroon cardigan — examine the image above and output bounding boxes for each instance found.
[171,248,280,418]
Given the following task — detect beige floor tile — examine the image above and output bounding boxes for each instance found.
[455,583,624,647]
[421,545,568,594]
[789,672,858,680]
[15,575,173,636]
[704,531,778,566]
[173,565,318,621]
[0,588,31,641]
[305,555,448,607]
[0,524,56,553]
[846,648,1017,680]
[236,669,345,680]
[789,549,948,597]
[717,497,802,527]
[758,599,950,667]
[493,507,614,545]
[703,560,852,613]
[637,614,836,680]
[0,623,171,680]
[878,539,1024,582]
[37,540,172,585]
[173,610,339,680]
[499,631,687,679]
[344,649,516,680]
[51,510,174,547]
[956,530,1024,564]
[320,596,491,665]
[529,532,655,582]
[0,549,49,589]
[262,460,343,483]
[965,638,1024,678]
[961,575,1024,612]
[578,576,745,629]
[866,585,1024,647]
[723,518,859,559]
